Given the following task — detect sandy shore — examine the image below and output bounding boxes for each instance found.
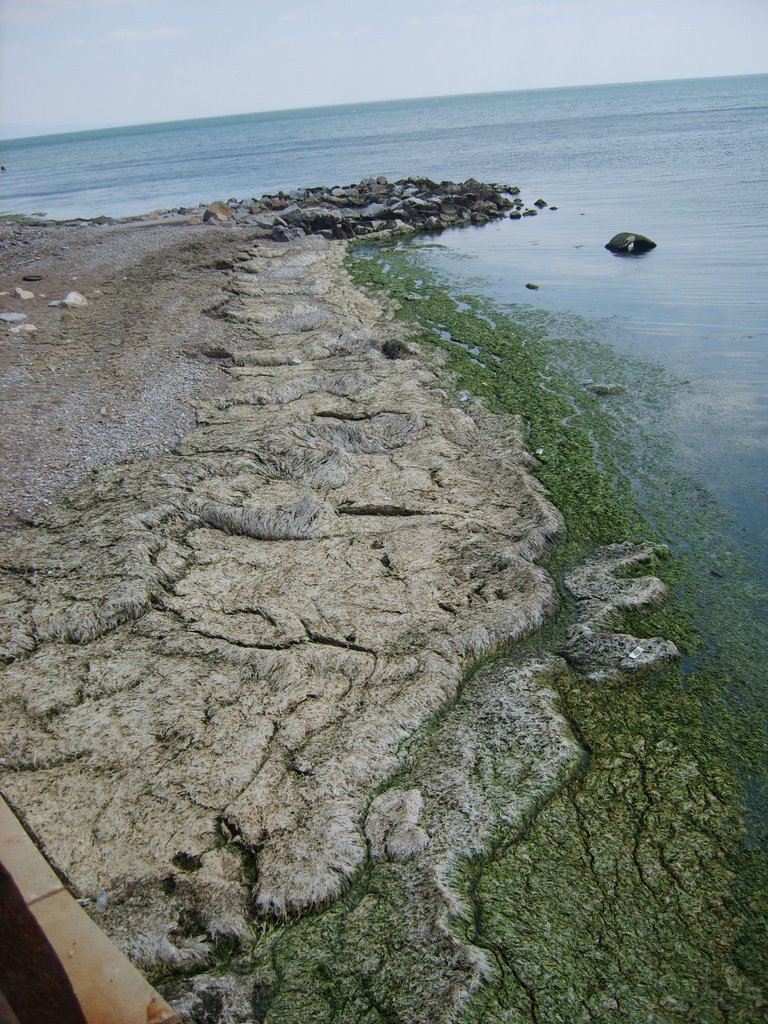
[0,220,252,531]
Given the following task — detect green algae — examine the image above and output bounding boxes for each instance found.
[161,240,767,1021]
[345,243,767,1020]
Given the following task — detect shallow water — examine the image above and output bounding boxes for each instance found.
[400,75,768,581]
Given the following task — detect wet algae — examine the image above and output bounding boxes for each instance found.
[162,240,766,1022]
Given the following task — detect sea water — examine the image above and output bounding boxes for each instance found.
[2,75,766,576]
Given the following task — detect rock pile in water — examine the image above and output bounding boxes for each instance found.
[63,177,552,238]
[236,176,526,241]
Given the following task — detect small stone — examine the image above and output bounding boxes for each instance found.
[0,311,27,322]
[361,203,387,219]
[525,282,540,290]
[203,201,232,224]
[61,291,88,308]
[13,286,34,300]
[587,383,625,396]
[533,198,548,208]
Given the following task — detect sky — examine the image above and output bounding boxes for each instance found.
[1,0,767,137]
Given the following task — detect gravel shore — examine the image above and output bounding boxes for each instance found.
[0,219,246,531]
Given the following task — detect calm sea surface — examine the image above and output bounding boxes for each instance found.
[1,75,766,571]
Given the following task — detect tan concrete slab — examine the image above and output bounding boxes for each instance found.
[0,795,64,905]
[1,794,180,1024]
[28,889,180,1024]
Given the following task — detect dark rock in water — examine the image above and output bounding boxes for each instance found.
[533,198,548,208]
[587,383,625,396]
[605,232,657,254]
[525,282,540,290]
[509,211,522,220]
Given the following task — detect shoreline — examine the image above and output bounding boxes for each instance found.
[1,174,549,237]
[1,174,552,236]
[0,194,765,1022]
[0,177,552,532]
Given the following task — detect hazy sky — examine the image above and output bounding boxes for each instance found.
[1,0,767,136]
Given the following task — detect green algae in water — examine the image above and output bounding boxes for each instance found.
[349,243,767,1019]
[161,243,767,1022]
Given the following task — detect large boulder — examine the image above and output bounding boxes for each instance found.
[605,232,657,254]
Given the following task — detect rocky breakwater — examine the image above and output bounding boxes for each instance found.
[109,177,547,239]
[241,176,532,241]
[0,231,674,1022]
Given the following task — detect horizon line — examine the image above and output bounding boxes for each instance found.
[1,70,766,145]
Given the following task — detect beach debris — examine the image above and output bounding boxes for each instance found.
[271,224,294,242]
[203,200,232,224]
[60,290,88,308]
[605,231,657,254]
[0,311,27,322]
[381,337,412,359]
[22,275,43,282]
[12,286,34,300]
